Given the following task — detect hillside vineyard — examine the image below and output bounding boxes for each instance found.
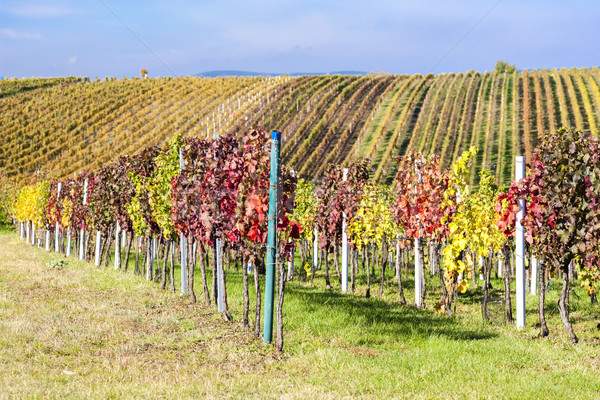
[2,67,600,186]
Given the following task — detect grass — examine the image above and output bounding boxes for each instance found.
[1,230,600,399]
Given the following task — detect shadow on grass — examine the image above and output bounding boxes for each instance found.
[286,283,498,344]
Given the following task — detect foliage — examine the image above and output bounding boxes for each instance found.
[111,156,135,233]
[234,129,299,261]
[495,61,517,74]
[315,158,369,250]
[392,153,450,243]
[171,136,211,240]
[0,171,16,225]
[148,134,182,240]
[496,128,600,296]
[290,179,317,242]
[125,146,160,237]
[443,164,506,295]
[46,180,63,230]
[203,134,244,244]
[173,133,244,246]
[87,166,116,234]
[314,166,343,250]
[15,185,34,223]
[235,129,271,255]
[19,180,51,228]
[70,171,92,231]
[60,184,74,229]
[348,184,399,250]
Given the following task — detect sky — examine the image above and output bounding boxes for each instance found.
[1,0,599,78]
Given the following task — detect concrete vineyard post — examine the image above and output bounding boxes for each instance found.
[179,226,187,294]
[515,156,526,329]
[430,244,437,275]
[531,256,538,295]
[498,257,503,278]
[313,227,319,271]
[94,230,102,267]
[395,236,401,281]
[414,160,423,308]
[213,133,224,312]
[79,178,88,261]
[66,228,72,257]
[179,148,187,295]
[147,236,156,281]
[263,130,281,344]
[216,238,224,313]
[114,221,121,270]
[414,238,422,307]
[55,182,62,253]
[45,229,50,251]
[341,168,349,293]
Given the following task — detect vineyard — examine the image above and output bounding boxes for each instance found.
[2,69,600,396]
[3,122,600,346]
[3,67,600,188]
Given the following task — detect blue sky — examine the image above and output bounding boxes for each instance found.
[1,0,599,78]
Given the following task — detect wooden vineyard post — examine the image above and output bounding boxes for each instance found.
[515,156,526,329]
[55,182,62,253]
[479,255,484,283]
[263,130,281,344]
[287,238,294,280]
[79,178,88,261]
[179,148,187,295]
[341,168,349,293]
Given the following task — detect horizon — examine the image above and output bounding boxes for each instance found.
[5,65,599,81]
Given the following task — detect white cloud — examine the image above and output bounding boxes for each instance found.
[0,28,42,39]
[8,5,76,18]
[67,55,78,65]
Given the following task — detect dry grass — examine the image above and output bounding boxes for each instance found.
[0,233,284,399]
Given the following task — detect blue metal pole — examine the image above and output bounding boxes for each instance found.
[263,130,281,344]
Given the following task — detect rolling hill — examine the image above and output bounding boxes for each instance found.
[2,67,599,187]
